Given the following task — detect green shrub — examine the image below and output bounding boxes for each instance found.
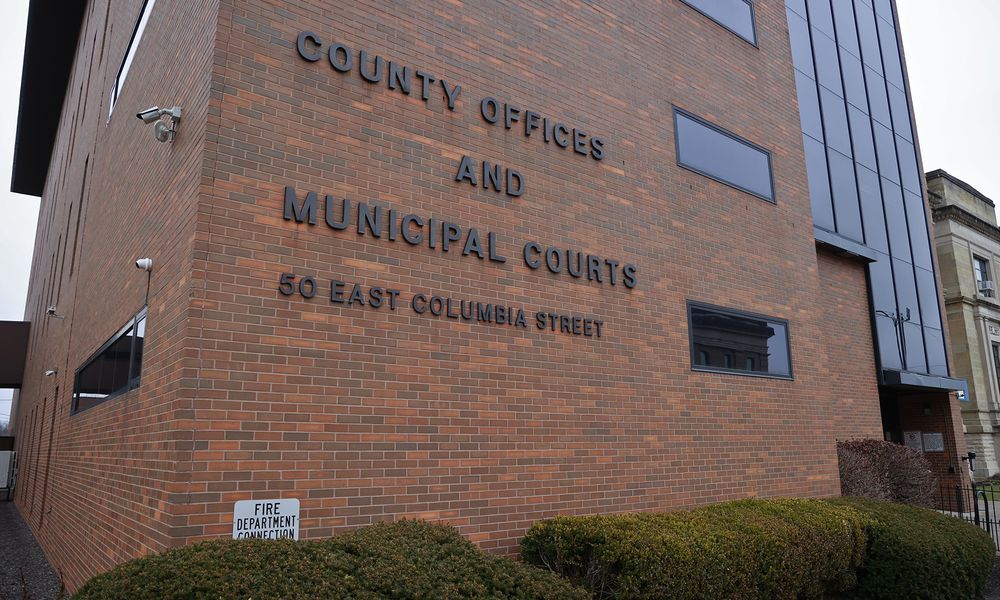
[73,520,588,600]
[521,498,870,599]
[829,497,995,600]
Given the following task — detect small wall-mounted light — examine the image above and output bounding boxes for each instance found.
[43,369,58,377]
[136,106,182,143]
[962,451,977,474]
[46,305,64,319]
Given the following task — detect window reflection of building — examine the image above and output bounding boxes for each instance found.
[691,309,773,373]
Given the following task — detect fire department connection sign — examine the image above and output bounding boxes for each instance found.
[232,498,300,540]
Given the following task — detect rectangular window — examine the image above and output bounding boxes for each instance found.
[975,256,994,297]
[674,109,775,202]
[72,308,147,413]
[680,0,756,45]
[108,0,157,117]
[688,302,792,378]
[992,344,1000,393]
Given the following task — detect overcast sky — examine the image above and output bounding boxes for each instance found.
[0,1,998,425]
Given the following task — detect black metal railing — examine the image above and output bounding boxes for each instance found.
[936,483,1000,549]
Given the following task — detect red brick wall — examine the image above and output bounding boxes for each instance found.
[178,0,846,554]
[892,391,970,489]
[10,0,952,591]
[814,252,883,445]
[12,0,217,590]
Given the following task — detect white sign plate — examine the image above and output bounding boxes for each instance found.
[232,498,300,540]
[922,432,945,452]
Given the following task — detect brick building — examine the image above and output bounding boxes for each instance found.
[7,0,969,590]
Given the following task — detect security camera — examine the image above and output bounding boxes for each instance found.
[46,305,65,319]
[43,369,58,377]
[137,106,162,124]
[136,106,182,143]
[135,258,153,271]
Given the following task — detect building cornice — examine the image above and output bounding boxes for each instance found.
[933,204,1000,245]
[927,169,996,208]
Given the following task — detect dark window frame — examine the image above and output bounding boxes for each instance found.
[687,300,793,380]
[673,107,776,203]
[679,0,758,47]
[71,307,147,414]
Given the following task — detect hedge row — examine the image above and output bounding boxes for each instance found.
[72,520,588,600]
[521,498,868,599]
[831,497,995,599]
[521,497,995,600]
[72,498,995,600]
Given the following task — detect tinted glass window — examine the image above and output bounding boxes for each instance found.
[806,0,834,36]
[873,0,894,20]
[804,135,835,229]
[873,122,898,183]
[812,31,843,95]
[881,179,910,259]
[904,190,933,270]
[819,87,852,157]
[887,85,912,141]
[795,70,824,142]
[854,1,883,73]
[896,137,921,194]
[681,0,756,44]
[865,68,891,126]
[857,166,888,253]
[924,327,948,376]
[675,110,774,201]
[73,310,147,413]
[689,303,792,378]
[787,10,814,77]
[915,267,942,330]
[786,0,807,18]
[903,321,927,373]
[828,150,863,241]
[893,258,921,325]
[877,16,905,89]
[831,0,860,57]
[848,105,876,170]
[840,52,867,112]
[869,254,902,369]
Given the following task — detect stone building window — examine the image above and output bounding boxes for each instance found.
[975,256,994,297]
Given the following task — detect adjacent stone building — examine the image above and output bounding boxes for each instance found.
[930,169,1000,476]
[7,0,969,590]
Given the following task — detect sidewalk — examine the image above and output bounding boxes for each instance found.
[0,501,61,600]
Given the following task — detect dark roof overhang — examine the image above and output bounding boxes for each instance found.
[10,1,88,196]
[0,321,30,388]
[880,368,967,398]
